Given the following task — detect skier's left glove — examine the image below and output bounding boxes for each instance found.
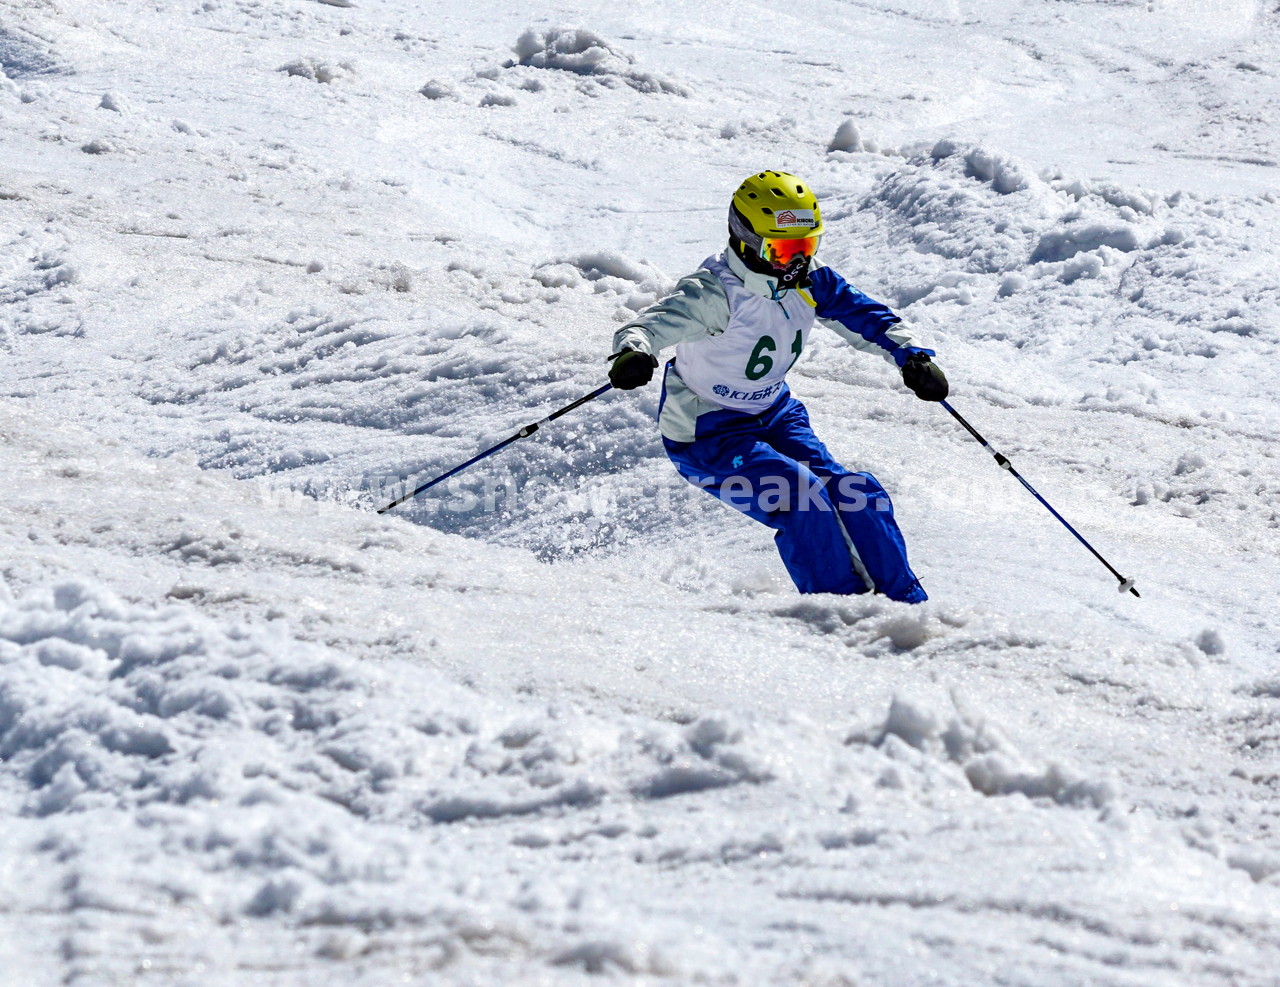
[609,349,658,390]
[901,352,949,401]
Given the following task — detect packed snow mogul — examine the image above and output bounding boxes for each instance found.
[608,171,949,603]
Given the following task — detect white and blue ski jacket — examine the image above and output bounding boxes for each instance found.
[613,249,932,442]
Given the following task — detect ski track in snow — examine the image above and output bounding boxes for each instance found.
[2,0,1280,983]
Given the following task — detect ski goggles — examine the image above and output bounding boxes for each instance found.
[761,234,820,271]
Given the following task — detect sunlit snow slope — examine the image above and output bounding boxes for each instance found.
[2,0,1280,983]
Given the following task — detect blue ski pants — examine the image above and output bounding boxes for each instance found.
[662,384,927,603]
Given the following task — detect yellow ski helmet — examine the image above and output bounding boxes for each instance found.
[728,171,823,280]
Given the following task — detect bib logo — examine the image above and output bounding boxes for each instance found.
[710,381,784,404]
[774,209,816,229]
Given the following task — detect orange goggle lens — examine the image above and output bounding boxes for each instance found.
[761,235,820,269]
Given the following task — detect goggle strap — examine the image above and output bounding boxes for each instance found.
[728,205,763,254]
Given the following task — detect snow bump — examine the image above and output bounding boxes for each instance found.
[511,27,689,96]
[867,695,1116,809]
[278,58,355,84]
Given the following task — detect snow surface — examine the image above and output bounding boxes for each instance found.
[2,0,1280,983]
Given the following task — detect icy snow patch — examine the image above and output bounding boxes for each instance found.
[0,25,62,78]
[0,234,82,338]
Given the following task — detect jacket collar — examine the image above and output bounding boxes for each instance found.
[722,247,782,299]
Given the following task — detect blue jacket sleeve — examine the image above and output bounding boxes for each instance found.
[808,266,934,368]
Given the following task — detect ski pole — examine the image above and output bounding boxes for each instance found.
[377,383,614,514]
[940,400,1139,597]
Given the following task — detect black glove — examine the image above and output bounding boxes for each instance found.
[901,352,949,401]
[609,349,658,390]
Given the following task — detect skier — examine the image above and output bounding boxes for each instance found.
[608,171,948,603]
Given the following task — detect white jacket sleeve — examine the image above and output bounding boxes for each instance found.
[611,270,730,357]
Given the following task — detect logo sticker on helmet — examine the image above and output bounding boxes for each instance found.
[774,209,815,229]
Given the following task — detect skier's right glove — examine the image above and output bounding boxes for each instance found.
[609,349,658,390]
[901,352,949,401]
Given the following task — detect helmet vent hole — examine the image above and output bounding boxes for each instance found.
[762,207,773,215]
[770,187,784,196]
[747,192,757,199]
